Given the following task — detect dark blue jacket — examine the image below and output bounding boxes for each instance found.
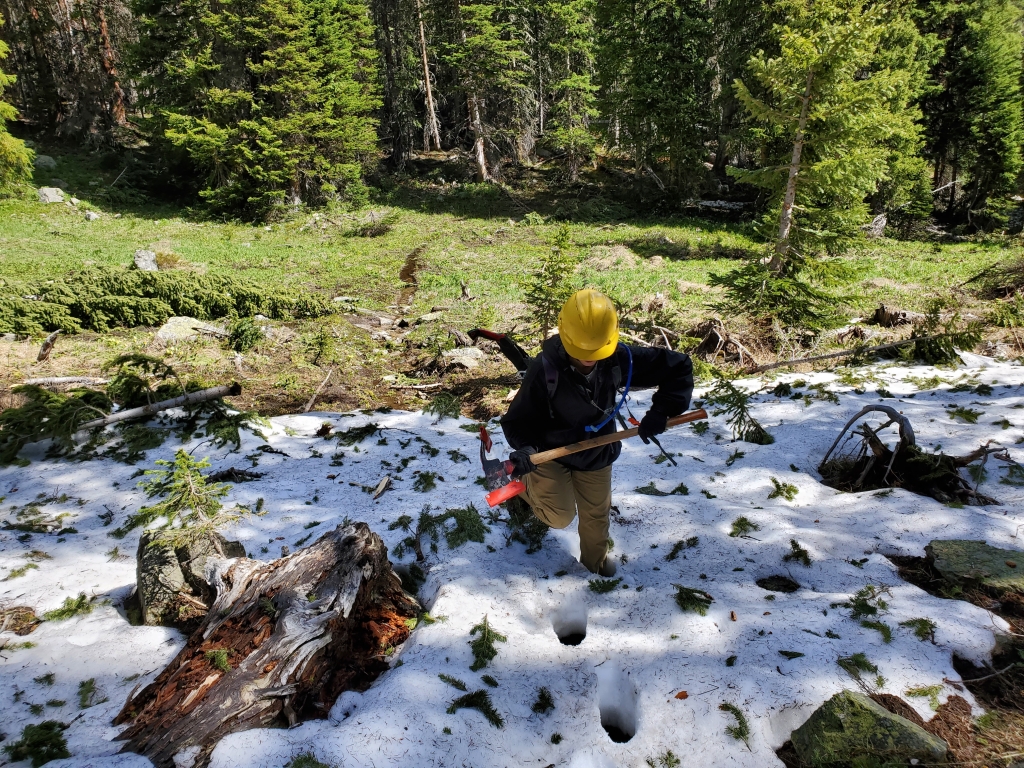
[500,334,694,471]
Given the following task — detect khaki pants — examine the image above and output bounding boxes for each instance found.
[522,462,612,574]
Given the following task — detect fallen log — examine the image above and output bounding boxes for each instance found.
[115,523,419,768]
[750,334,947,373]
[22,376,109,388]
[78,383,241,431]
[36,329,61,362]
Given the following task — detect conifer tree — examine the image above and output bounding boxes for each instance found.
[919,0,1024,221]
[732,0,923,271]
[595,0,714,191]
[0,14,32,192]
[534,0,597,181]
[131,0,380,218]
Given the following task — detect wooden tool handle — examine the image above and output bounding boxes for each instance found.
[530,408,708,466]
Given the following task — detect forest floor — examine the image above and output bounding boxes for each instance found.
[1,148,1021,419]
[1,359,1023,768]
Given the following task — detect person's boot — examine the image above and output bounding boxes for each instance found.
[598,556,617,578]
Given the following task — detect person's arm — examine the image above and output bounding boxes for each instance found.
[622,345,694,417]
[500,360,548,452]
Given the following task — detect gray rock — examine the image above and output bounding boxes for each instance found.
[927,539,1024,597]
[50,178,68,190]
[134,249,158,271]
[37,187,65,204]
[155,316,227,343]
[791,690,948,767]
[415,311,445,324]
[136,531,245,627]
[34,155,57,170]
[85,211,101,221]
[442,347,485,369]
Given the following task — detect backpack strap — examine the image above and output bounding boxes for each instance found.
[540,353,558,418]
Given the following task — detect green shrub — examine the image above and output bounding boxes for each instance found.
[43,593,93,621]
[228,318,265,351]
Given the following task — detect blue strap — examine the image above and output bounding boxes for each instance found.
[585,343,632,433]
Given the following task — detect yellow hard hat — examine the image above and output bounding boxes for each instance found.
[558,289,619,361]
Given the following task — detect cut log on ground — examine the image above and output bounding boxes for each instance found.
[78,383,241,431]
[22,376,110,388]
[114,523,419,768]
[870,305,924,327]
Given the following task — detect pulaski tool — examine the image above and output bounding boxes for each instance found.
[479,408,709,507]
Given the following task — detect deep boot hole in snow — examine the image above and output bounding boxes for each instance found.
[756,575,800,593]
[597,663,638,743]
[551,599,588,646]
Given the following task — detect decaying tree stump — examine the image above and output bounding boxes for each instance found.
[818,406,1004,505]
[115,523,419,768]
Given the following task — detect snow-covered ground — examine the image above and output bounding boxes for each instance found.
[2,356,1023,768]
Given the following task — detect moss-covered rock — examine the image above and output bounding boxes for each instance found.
[791,690,947,767]
[926,539,1024,597]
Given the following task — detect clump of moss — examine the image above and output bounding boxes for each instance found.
[284,753,331,768]
[205,648,231,672]
[2,721,70,767]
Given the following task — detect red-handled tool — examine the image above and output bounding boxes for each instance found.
[480,408,709,507]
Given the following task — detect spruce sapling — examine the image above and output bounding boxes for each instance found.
[447,690,504,728]
[531,687,554,714]
[673,585,714,616]
[782,539,811,566]
[719,702,750,745]
[704,377,774,445]
[899,618,937,642]
[468,616,507,671]
[524,225,580,341]
[2,721,70,767]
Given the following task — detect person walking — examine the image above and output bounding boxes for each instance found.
[500,289,694,576]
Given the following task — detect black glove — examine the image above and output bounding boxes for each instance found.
[509,449,538,477]
[637,409,668,443]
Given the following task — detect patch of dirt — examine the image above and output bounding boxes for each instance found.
[869,693,925,726]
[585,244,640,270]
[0,606,42,635]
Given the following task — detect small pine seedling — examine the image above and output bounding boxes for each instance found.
[768,477,798,501]
[469,616,507,671]
[666,537,699,560]
[2,721,70,766]
[948,406,982,424]
[551,733,563,744]
[284,753,331,768]
[835,585,888,618]
[77,679,106,709]
[719,702,750,745]
[837,653,877,681]
[705,377,774,444]
[413,471,439,492]
[447,690,504,728]
[673,585,713,616]
[46,699,65,708]
[899,618,937,642]
[861,620,893,643]
[33,673,55,686]
[43,593,93,621]
[4,563,39,581]
[647,751,681,768]
[425,393,461,421]
[725,450,745,466]
[481,675,498,688]
[782,539,811,566]
[729,517,760,537]
[531,687,554,714]
[906,684,943,711]
[779,650,805,660]
[589,577,622,593]
[439,674,467,691]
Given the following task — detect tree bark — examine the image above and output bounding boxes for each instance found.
[468,92,488,182]
[77,382,241,431]
[415,0,441,151]
[114,523,419,768]
[772,67,814,275]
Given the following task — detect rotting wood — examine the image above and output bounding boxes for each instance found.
[36,329,61,362]
[78,383,241,431]
[22,376,109,388]
[114,523,419,768]
[870,305,924,327]
[750,334,948,373]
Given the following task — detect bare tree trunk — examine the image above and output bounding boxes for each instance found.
[114,524,419,768]
[94,0,125,125]
[771,68,814,275]
[415,0,441,151]
[468,93,488,182]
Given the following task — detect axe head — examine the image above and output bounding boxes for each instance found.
[479,425,526,507]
